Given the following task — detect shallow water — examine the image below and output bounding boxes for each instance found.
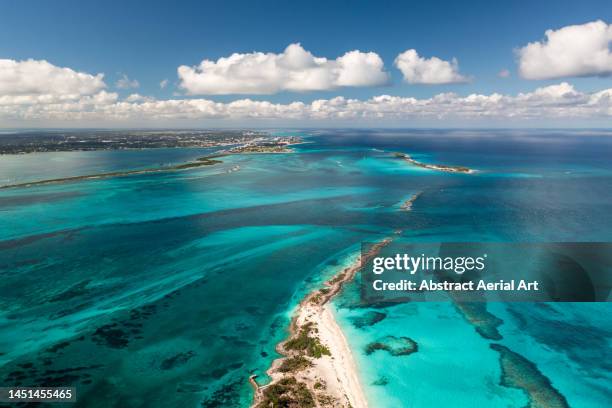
[1,129,611,407]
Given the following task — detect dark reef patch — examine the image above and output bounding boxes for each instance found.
[365,336,418,356]
[371,376,389,386]
[506,304,612,374]
[350,311,387,328]
[200,377,244,408]
[490,343,570,408]
[91,323,130,349]
[3,360,103,390]
[90,303,157,348]
[326,258,339,266]
[454,302,503,340]
[160,351,196,370]
[46,341,71,354]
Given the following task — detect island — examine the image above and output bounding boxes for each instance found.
[394,152,475,174]
[0,154,226,190]
[229,136,303,154]
[250,194,426,408]
[251,238,396,408]
[400,191,423,211]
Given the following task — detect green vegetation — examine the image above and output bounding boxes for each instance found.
[309,288,332,305]
[172,157,223,169]
[285,323,331,358]
[317,393,337,406]
[309,293,322,304]
[257,377,315,408]
[328,272,346,285]
[278,356,312,373]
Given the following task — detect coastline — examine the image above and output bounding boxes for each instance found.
[251,238,393,408]
[0,154,226,190]
[0,137,302,190]
[394,152,475,174]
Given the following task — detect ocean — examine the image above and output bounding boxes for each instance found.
[0,129,611,407]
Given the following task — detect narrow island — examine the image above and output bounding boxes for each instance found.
[0,154,225,190]
[250,193,420,408]
[394,152,475,174]
[400,192,423,211]
[251,238,396,408]
[0,136,302,190]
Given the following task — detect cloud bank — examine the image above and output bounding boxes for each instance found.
[177,43,389,95]
[1,58,611,125]
[1,80,610,124]
[394,49,468,84]
[518,20,612,80]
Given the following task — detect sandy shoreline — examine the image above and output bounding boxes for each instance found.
[318,304,369,407]
[274,295,369,407]
[251,239,393,408]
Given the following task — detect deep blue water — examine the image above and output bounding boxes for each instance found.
[0,129,611,407]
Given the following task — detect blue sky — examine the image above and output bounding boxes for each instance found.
[1,0,611,127]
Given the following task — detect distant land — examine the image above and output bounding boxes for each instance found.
[0,130,270,154]
[0,132,302,189]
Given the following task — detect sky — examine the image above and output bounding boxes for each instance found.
[0,0,611,128]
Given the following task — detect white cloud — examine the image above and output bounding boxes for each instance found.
[498,69,510,78]
[125,93,154,103]
[160,79,169,89]
[0,58,105,97]
[115,74,139,89]
[0,59,609,122]
[2,81,611,124]
[518,20,612,80]
[394,49,469,84]
[177,43,388,95]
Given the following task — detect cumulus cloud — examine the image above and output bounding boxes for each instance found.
[0,58,105,97]
[160,79,169,89]
[115,74,139,89]
[177,43,388,95]
[518,20,612,80]
[394,49,469,84]
[2,81,611,124]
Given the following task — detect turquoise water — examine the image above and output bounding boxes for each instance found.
[1,129,611,407]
